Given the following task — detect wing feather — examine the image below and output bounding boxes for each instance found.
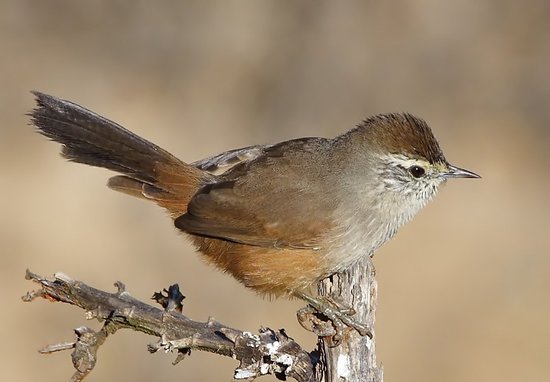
[176,138,335,249]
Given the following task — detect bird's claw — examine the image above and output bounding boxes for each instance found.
[296,294,372,345]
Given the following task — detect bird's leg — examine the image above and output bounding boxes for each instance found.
[294,291,372,342]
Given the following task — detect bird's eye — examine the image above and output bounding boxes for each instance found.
[409,165,426,178]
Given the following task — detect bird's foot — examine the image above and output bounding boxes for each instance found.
[295,293,372,345]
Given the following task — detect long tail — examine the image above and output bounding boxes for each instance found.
[29,91,211,217]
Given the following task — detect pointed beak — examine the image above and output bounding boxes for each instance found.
[443,164,481,179]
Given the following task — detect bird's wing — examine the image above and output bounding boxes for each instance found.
[192,145,267,175]
[176,138,335,249]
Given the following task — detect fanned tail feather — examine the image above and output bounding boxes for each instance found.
[30,91,210,216]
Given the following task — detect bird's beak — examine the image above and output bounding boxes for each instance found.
[443,164,481,179]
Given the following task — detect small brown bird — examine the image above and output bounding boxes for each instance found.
[30,92,479,335]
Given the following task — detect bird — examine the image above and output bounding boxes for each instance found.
[29,91,479,337]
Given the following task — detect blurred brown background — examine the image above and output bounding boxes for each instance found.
[1,1,549,381]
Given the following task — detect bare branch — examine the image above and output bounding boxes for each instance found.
[316,257,383,382]
[22,270,314,382]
